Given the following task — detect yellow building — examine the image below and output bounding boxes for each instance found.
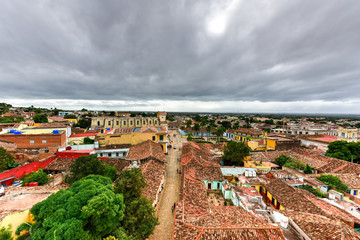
[231,128,265,142]
[92,116,161,129]
[338,127,358,143]
[97,126,168,153]
[0,210,34,237]
[243,159,271,170]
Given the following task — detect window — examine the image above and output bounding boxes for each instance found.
[152,136,156,141]
[30,140,35,144]
[137,121,139,125]
[42,140,47,144]
[143,121,146,124]
[149,121,151,125]
[160,135,164,141]
[116,153,119,157]
[108,121,111,125]
[155,120,157,125]
[98,121,100,126]
[108,153,111,157]
[117,121,119,125]
[100,153,103,157]
[124,121,126,125]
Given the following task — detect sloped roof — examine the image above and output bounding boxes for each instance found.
[127,140,167,163]
[173,175,285,239]
[280,210,360,240]
[141,159,166,200]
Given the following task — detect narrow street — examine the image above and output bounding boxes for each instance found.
[149,130,182,240]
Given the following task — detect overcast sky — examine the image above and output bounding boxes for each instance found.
[1,0,360,113]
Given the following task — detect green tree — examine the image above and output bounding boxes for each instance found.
[274,155,292,167]
[233,122,240,129]
[83,137,94,144]
[194,114,201,122]
[0,225,13,240]
[29,175,127,240]
[222,141,250,166]
[187,133,194,142]
[299,185,326,198]
[325,141,352,161]
[304,164,313,174]
[0,147,17,172]
[74,118,91,129]
[317,174,349,192]
[33,114,48,123]
[114,168,158,240]
[115,168,147,201]
[22,168,50,186]
[15,222,32,240]
[186,119,192,128]
[51,108,59,116]
[193,123,200,132]
[66,155,116,184]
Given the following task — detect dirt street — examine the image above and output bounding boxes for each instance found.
[149,130,182,240]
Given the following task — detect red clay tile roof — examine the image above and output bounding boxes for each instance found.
[69,132,99,138]
[141,159,166,200]
[35,122,69,128]
[264,179,360,226]
[280,210,360,240]
[181,142,223,181]
[174,174,285,239]
[127,140,167,163]
[48,116,68,122]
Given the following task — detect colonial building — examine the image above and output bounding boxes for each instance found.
[91,111,167,129]
[338,127,358,142]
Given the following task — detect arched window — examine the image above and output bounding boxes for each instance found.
[97,121,100,126]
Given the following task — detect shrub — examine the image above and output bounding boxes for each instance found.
[299,185,326,198]
[22,168,50,186]
[317,174,349,192]
[274,155,292,167]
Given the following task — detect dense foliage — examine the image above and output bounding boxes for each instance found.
[0,147,17,172]
[115,168,158,240]
[83,137,94,144]
[274,155,292,167]
[0,102,12,115]
[317,174,349,192]
[222,141,250,166]
[299,185,326,198]
[274,155,313,173]
[74,117,91,129]
[186,133,193,142]
[33,114,48,123]
[0,225,13,240]
[29,175,127,240]
[66,155,117,184]
[326,141,360,162]
[0,116,25,123]
[22,168,50,186]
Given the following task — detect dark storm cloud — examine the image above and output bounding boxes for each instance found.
[1,0,360,103]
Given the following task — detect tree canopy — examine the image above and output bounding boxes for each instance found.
[326,141,360,162]
[317,174,348,192]
[222,141,250,166]
[22,168,50,186]
[29,175,127,240]
[0,225,13,240]
[66,155,117,184]
[115,168,158,240]
[33,114,48,123]
[0,147,17,173]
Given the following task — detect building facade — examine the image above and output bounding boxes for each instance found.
[91,116,161,129]
[338,127,358,142]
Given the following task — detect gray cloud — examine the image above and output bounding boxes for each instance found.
[1,0,360,111]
